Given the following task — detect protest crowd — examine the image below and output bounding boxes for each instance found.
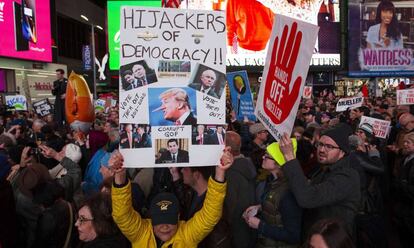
[1,83,414,248]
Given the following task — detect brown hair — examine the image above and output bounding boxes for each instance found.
[79,193,120,238]
[304,219,355,248]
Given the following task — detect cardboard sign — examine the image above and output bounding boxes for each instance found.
[32,99,52,117]
[119,7,226,167]
[303,86,312,99]
[255,14,319,140]
[336,96,363,112]
[397,88,414,105]
[5,95,27,111]
[95,99,106,112]
[360,116,391,139]
[226,71,256,121]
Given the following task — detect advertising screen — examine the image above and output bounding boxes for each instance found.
[0,0,52,62]
[348,0,414,77]
[180,0,342,69]
[107,0,161,70]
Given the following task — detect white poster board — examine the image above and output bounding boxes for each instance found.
[255,14,319,140]
[359,116,391,139]
[336,96,363,112]
[5,95,27,111]
[119,7,226,167]
[397,88,414,105]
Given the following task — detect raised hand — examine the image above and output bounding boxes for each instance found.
[263,22,303,124]
[215,146,233,182]
[109,150,127,185]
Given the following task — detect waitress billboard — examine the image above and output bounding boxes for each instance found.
[0,0,52,62]
[348,0,414,76]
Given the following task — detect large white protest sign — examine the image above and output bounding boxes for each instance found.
[255,14,319,140]
[119,7,226,167]
[336,96,363,112]
[32,99,52,117]
[359,116,391,139]
[397,89,414,105]
[5,95,27,111]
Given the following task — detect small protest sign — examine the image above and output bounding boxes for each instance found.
[336,96,363,112]
[95,99,106,112]
[397,89,414,105]
[5,95,27,111]
[360,116,391,139]
[255,14,319,140]
[226,71,256,121]
[32,99,53,117]
[303,86,312,99]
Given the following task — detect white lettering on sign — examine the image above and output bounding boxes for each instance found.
[0,2,5,22]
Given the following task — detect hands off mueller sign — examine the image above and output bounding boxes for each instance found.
[255,14,318,140]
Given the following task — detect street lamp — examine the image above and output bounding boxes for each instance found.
[80,14,100,99]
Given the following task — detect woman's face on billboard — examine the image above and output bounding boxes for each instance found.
[381,9,393,25]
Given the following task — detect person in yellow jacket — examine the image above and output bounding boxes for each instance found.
[109,148,233,248]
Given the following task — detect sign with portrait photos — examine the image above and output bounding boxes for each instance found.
[119,7,226,167]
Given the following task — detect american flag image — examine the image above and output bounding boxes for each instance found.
[162,0,182,8]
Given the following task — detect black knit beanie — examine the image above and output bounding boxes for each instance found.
[321,123,353,153]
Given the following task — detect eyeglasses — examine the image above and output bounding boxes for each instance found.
[76,216,94,225]
[315,142,340,151]
[263,154,275,161]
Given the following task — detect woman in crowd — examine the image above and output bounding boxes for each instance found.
[243,149,302,247]
[75,193,130,248]
[366,0,403,49]
[394,132,414,247]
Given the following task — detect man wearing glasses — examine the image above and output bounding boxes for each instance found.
[270,123,360,239]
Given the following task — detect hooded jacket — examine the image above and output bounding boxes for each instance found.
[112,177,226,248]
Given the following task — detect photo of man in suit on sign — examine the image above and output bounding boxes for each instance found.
[120,124,140,149]
[207,126,226,145]
[120,59,158,91]
[152,88,197,126]
[188,64,226,99]
[192,125,207,145]
[156,138,189,164]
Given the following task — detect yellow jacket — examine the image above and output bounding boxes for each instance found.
[112,177,227,248]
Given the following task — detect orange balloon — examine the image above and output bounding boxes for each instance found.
[65,71,95,133]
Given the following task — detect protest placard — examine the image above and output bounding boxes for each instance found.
[5,95,27,111]
[94,99,106,112]
[360,116,391,139]
[226,71,256,121]
[303,86,312,99]
[119,7,226,167]
[397,88,414,105]
[336,96,363,112]
[32,99,52,117]
[255,14,319,140]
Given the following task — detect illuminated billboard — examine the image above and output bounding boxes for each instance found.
[0,0,52,62]
[107,0,161,70]
[181,0,342,68]
[348,0,414,77]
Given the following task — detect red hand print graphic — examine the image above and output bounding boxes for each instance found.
[263,22,302,124]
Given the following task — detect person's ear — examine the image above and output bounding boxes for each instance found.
[177,101,184,110]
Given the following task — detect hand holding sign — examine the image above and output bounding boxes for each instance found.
[263,22,302,124]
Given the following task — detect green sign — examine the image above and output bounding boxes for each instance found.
[107,0,161,70]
